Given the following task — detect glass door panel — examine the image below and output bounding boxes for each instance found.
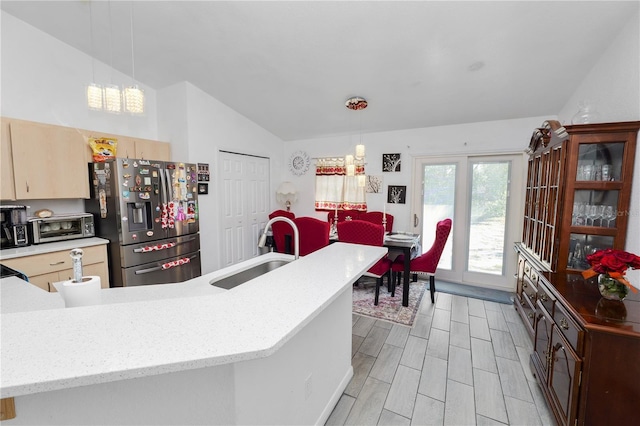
[468,161,510,275]
[568,233,615,270]
[576,143,625,181]
[422,163,456,270]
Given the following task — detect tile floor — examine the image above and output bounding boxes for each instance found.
[326,290,555,426]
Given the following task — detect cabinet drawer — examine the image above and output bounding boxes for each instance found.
[522,275,538,304]
[523,260,539,283]
[537,277,556,316]
[519,292,537,334]
[553,303,584,356]
[2,245,106,277]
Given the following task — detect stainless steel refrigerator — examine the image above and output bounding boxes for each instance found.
[86,158,201,287]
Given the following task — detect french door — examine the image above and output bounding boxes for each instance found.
[411,154,524,291]
[219,151,270,267]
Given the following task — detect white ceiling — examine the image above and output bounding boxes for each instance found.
[2,1,637,141]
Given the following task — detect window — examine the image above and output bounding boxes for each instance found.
[314,158,366,211]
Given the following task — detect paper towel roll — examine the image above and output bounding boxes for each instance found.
[56,276,102,308]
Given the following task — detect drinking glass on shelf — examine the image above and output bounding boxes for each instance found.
[593,165,602,181]
[603,205,617,227]
[596,205,606,227]
[586,204,598,226]
[574,202,586,225]
[583,164,593,181]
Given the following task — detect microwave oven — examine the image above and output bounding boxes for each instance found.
[29,213,95,244]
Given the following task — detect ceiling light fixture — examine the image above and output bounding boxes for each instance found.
[123,1,144,115]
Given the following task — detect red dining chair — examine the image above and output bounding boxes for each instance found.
[391,218,452,304]
[327,210,362,227]
[269,210,296,254]
[294,217,330,256]
[359,211,394,233]
[337,220,392,305]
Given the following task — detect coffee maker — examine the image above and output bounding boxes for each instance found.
[1,205,29,248]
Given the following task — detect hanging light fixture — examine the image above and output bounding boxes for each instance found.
[104,0,122,113]
[345,96,367,180]
[123,1,144,114]
[86,2,103,110]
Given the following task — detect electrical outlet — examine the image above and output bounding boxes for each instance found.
[305,374,313,400]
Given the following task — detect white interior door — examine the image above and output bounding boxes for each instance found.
[219,151,270,267]
[411,153,524,291]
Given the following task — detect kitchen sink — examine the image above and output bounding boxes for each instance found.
[210,259,292,290]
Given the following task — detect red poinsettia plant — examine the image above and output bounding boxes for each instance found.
[582,249,640,293]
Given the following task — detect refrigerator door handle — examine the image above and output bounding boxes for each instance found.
[134,254,197,275]
[159,167,168,205]
[132,236,198,253]
[164,169,173,202]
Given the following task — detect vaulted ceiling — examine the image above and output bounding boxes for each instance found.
[2,1,637,141]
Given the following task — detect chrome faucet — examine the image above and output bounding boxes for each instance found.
[258,216,299,260]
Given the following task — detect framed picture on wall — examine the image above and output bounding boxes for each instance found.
[198,183,209,194]
[387,185,407,204]
[382,153,401,172]
[366,175,383,193]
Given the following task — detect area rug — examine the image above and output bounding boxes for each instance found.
[352,278,427,327]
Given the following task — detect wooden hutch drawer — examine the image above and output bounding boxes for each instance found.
[537,277,556,316]
[522,274,538,304]
[523,260,538,282]
[520,293,537,333]
[553,302,584,355]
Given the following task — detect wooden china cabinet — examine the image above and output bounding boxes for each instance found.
[515,120,640,426]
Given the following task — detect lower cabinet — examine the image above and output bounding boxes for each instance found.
[514,243,640,426]
[1,244,109,292]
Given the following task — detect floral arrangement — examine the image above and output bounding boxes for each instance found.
[582,249,640,293]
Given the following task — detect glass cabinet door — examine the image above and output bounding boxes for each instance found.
[559,124,638,272]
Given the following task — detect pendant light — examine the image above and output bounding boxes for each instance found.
[104,0,122,114]
[86,1,103,110]
[123,1,144,115]
[345,97,367,184]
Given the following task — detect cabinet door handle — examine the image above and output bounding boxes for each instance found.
[540,294,548,302]
[49,261,65,266]
[414,214,419,228]
[523,282,528,288]
[527,312,534,319]
[26,181,30,193]
[559,318,569,330]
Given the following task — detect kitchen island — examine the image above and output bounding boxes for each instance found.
[0,242,387,425]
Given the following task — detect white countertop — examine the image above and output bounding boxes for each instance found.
[0,242,386,398]
[0,237,109,260]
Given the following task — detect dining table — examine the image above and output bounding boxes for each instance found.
[329,230,421,307]
[383,233,421,306]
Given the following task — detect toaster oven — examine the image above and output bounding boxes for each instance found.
[29,213,95,244]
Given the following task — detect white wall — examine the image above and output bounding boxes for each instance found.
[0,11,160,215]
[284,115,552,232]
[0,11,159,140]
[158,82,285,273]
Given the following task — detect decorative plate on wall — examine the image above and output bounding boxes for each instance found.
[289,151,311,176]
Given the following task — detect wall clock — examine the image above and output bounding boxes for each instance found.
[289,151,310,176]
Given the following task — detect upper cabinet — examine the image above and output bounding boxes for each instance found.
[1,118,16,200]
[522,120,639,272]
[9,119,90,200]
[76,128,171,162]
[1,117,171,201]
